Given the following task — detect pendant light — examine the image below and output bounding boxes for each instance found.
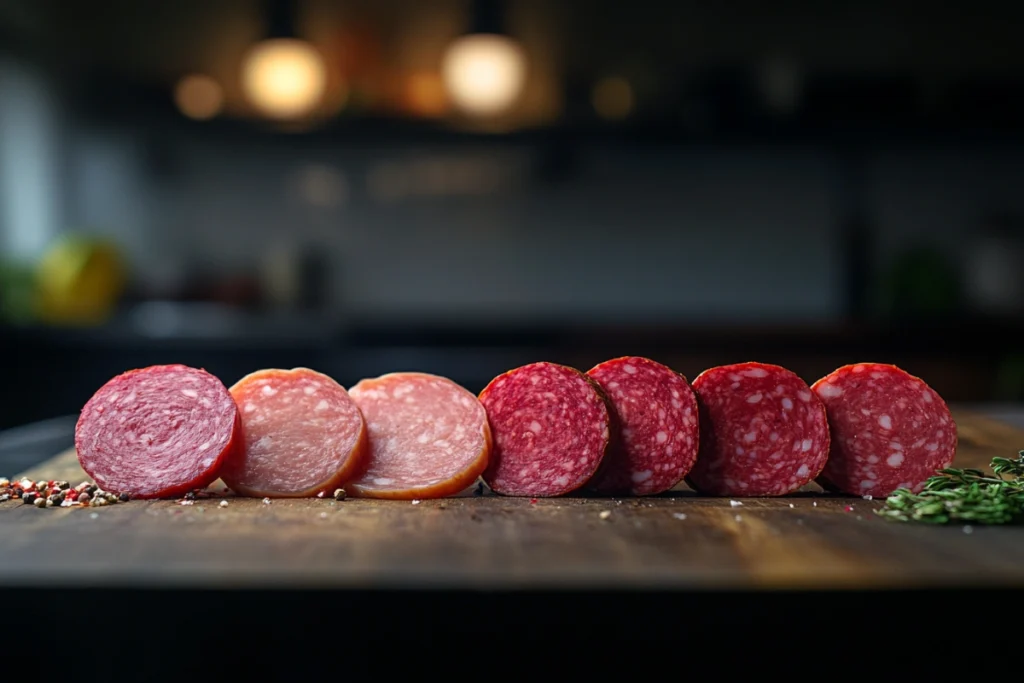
[441,0,527,118]
[241,0,327,120]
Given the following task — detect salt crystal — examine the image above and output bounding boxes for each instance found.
[319,512,328,519]
[862,494,873,501]
[411,500,421,505]
[219,500,228,508]
[734,515,742,522]
[963,525,974,535]
[599,510,611,520]
[812,501,817,507]
[89,512,99,519]
[262,497,271,505]
[672,512,687,520]
[317,491,325,498]
[180,500,194,506]
[729,500,743,507]
[789,503,795,508]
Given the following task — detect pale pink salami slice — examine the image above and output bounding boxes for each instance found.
[346,372,491,500]
[584,356,699,496]
[75,364,241,499]
[687,362,830,496]
[812,363,957,498]
[479,362,611,497]
[220,368,367,498]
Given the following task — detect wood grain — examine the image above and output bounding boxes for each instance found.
[4,407,1024,591]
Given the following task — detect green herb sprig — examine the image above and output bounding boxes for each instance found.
[875,452,1024,524]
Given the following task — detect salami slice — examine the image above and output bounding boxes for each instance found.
[686,362,829,496]
[75,364,241,499]
[812,363,957,498]
[220,368,367,498]
[479,362,611,497]
[584,356,699,496]
[346,372,491,499]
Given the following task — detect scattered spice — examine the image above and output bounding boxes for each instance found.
[219,500,229,508]
[530,498,537,504]
[844,505,854,512]
[599,510,611,520]
[734,515,742,522]
[789,503,795,508]
[262,497,272,505]
[184,491,196,501]
[729,500,743,507]
[119,492,130,502]
[333,488,347,501]
[474,482,484,496]
[317,491,325,498]
[672,512,687,520]
[862,494,874,501]
[411,500,421,505]
[812,501,818,507]
[34,497,46,508]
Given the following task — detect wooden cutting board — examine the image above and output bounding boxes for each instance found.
[4,407,1024,591]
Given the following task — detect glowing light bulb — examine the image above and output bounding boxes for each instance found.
[241,38,327,119]
[174,74,224,120]
[441,33,526,117]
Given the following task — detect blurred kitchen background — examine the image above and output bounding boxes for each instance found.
[2,0,1024,469]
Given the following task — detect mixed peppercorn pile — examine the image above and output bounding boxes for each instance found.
[0,477,129,508]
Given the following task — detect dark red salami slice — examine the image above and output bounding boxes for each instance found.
[812,363,957,498]
[687,362,829,496]
[480,362,610,497]
[346,372,491,500]
[584,356,698,496]
[75,364,241,499]
[221,368,367,498]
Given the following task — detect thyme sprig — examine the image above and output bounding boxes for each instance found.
[875,452,1024,524]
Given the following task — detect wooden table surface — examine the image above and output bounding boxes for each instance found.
[3,407,1024,591]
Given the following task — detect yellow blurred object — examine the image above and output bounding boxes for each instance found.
[34,235,125,325]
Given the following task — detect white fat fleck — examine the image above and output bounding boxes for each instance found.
[735,446,745,456]
[553,475,570,487]
[797,390,812,402]
[782,397,793,410]
[743,432,756,443]
[304,386,317,395]
[529,420,543,434]
[890,441,903,450]
[887,452,905,468]
[922,390,933,403]
[261,385,277,397]
[181,389,198,399]
[530,375,541,385]
[746,393,763,404]
[731,382,740,389]
[198,441,210,451]
[853,365,866,373]
[666,445,674,455]
[925,443,938,451]
[578,457,588,465]
[607,381,619,390]
[623,364,637,374]
[796,464,810,477]
[860,408,871,416]
[244,403,257,413]
[729,373,742,381]
[632,470,652,483]
[769,432,779,442]
[656,431,668,444]
[867,455,880,464]
[878,414,892,430]
[743,368,769,378]
[416,433,430,444]
[860,480,874,489]
[256,436,273,450]
[800,439,813,452]
[373,478,394,486]
[107,392,119,403]
[434,440,451,450]
[671,399,682,409]
[871,371,885,379]
[314,399,329,412]
[816,383,843,399]
[671,390,680,399]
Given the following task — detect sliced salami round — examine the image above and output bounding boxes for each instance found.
[584,356,698,496]
[220,368,367,498]
[75,364,241,499]
[812,363,957,498]
[479,362,611,497]
[346,372,491,500]
[687,362,829,496]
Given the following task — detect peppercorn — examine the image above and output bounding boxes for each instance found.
[184,491,196,501]
[333,488,347,501]
[94,497,108,507]
[0,477,9,488]
[13,487,23,498]
[78,493,91,504]
[86,485,97,495]
[21,492,36,504]
[118,492,130,502]
[44,498,55,508]
[57,481,69,491]
[34,497,46,508]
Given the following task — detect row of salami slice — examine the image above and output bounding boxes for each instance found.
[73,357,957,502]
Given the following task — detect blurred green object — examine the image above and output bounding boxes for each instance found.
[0,260,37,323]
[34,233,125,325]
[878,246,961,317]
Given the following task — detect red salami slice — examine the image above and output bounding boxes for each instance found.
[75,364,241,499]
[346,372,491,500]
[220,368,367,498]
[812,363,957,498]
[479,362,611,497]
[584,356,698,496]
[687,362,829,496]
